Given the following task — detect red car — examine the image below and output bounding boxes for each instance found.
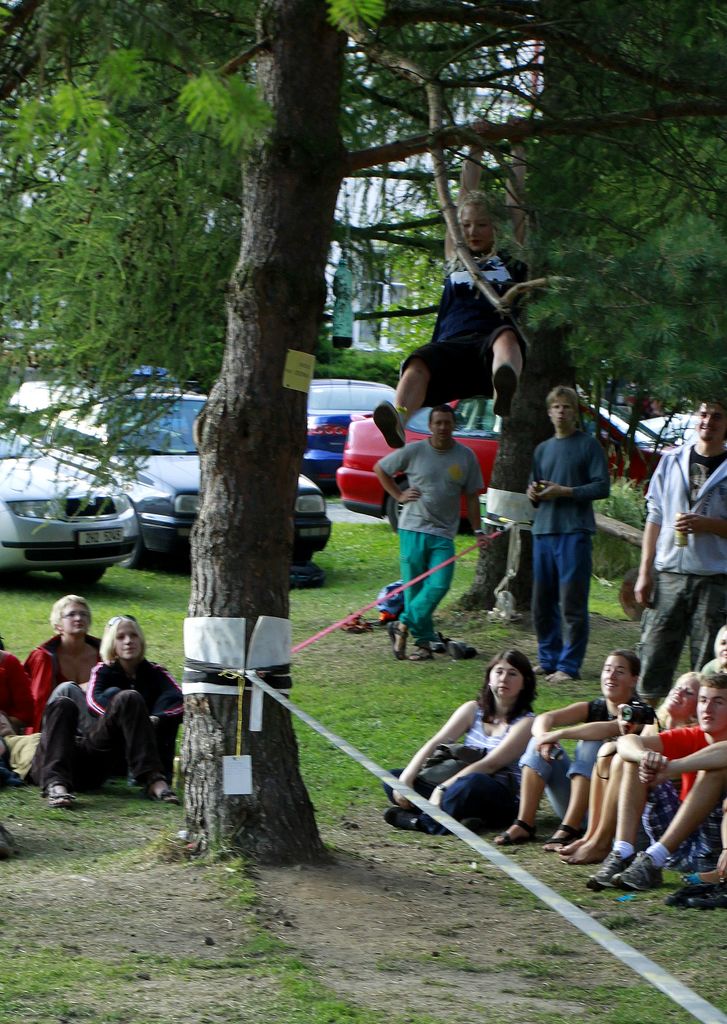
[336,398,659,529]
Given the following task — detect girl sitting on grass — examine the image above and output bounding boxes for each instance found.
[383,649,536,834]
[559,672,700,866]
[494,650,639,849]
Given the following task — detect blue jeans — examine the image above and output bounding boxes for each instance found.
[398,529,455,646]
[384,768,517,835]
[532,532,592,677]
[519,735,601,822]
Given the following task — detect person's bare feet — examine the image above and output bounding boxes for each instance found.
[557,835,586,857]
[559,838,611,865]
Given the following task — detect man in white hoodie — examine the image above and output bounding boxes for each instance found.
[635,397,727,703]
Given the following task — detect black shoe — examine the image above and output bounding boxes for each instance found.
[461,817,486,834]
[373,401,406,448]
[493,364,518,417]
[384,806,422,831]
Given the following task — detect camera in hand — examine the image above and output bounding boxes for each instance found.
[620,699,657,726]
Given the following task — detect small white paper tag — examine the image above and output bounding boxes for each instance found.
[222,754,253,795]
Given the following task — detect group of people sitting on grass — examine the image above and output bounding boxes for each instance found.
[0,593,183,856]
[383,642,727,894]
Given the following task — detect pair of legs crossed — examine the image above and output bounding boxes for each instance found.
[384,768,517,835]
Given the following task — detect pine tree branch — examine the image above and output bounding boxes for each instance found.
[346,100,727,172]
[382,2,727,103]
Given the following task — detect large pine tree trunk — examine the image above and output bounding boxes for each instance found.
[462,325,575,610]
[183,0,345,863]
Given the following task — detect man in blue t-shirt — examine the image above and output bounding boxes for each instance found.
[527,386,610,683]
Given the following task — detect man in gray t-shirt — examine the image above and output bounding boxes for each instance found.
[375,405,484,661]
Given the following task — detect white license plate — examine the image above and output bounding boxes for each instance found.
[78,528,124,547]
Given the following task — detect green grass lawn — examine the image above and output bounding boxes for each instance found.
[0,518,715,1024]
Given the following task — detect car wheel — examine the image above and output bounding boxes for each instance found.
[60,566,106,586]
[385,494,401,533]
[118,533,147,570]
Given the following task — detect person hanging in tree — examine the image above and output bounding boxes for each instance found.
[373,139,528,448]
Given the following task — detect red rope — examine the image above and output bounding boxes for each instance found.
[291,525,507,655]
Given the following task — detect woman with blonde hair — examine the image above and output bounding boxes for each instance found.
[87,615,183,780]
[24,595,100,731]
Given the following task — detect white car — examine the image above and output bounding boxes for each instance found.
[0,432,139,585]
[642,413,699,447]
[11,381,331,569]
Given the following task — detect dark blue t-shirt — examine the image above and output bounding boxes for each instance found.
[432,252,527,343]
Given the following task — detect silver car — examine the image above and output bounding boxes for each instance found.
[0,432,139,585]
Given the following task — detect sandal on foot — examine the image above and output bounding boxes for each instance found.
[543,823,584,851]
[47,783,75,809]
[147,783,180,805]
[388,621,408,660]
[408,645,433,662]
[494,819,536,845]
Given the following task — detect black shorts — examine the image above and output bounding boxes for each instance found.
[401,324,527,407]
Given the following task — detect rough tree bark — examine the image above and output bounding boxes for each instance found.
[183,0,345,864]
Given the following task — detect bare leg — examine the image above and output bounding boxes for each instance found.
[491,329,523,378]
[494,766,546,843]
[543,774,590,850]
[394,358,431,421]
[561,755,621,864]
[609,758,648,847]
[376,358,432,448]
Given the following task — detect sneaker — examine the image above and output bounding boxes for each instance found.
[533,664,551,676]
[493,364,518,417]
[615,851,663,891]
[384,806,422,831]
[586,850,634,891]
[373,401,406,448]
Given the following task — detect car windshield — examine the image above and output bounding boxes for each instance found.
[118,397,206,455]
[0,432,38,460]
[407,398,498,435]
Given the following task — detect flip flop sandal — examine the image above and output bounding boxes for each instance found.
[408,646,433,662]
[494,818,536,845]
[542,823,584,851]
[387,621,408,660]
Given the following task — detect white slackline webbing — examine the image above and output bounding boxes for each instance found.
[248,672,727,1024]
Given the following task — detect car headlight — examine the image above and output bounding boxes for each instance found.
[295,492,325,514]
[114,494,131,514]
[7,499,65,520]
[174,493,199,514]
